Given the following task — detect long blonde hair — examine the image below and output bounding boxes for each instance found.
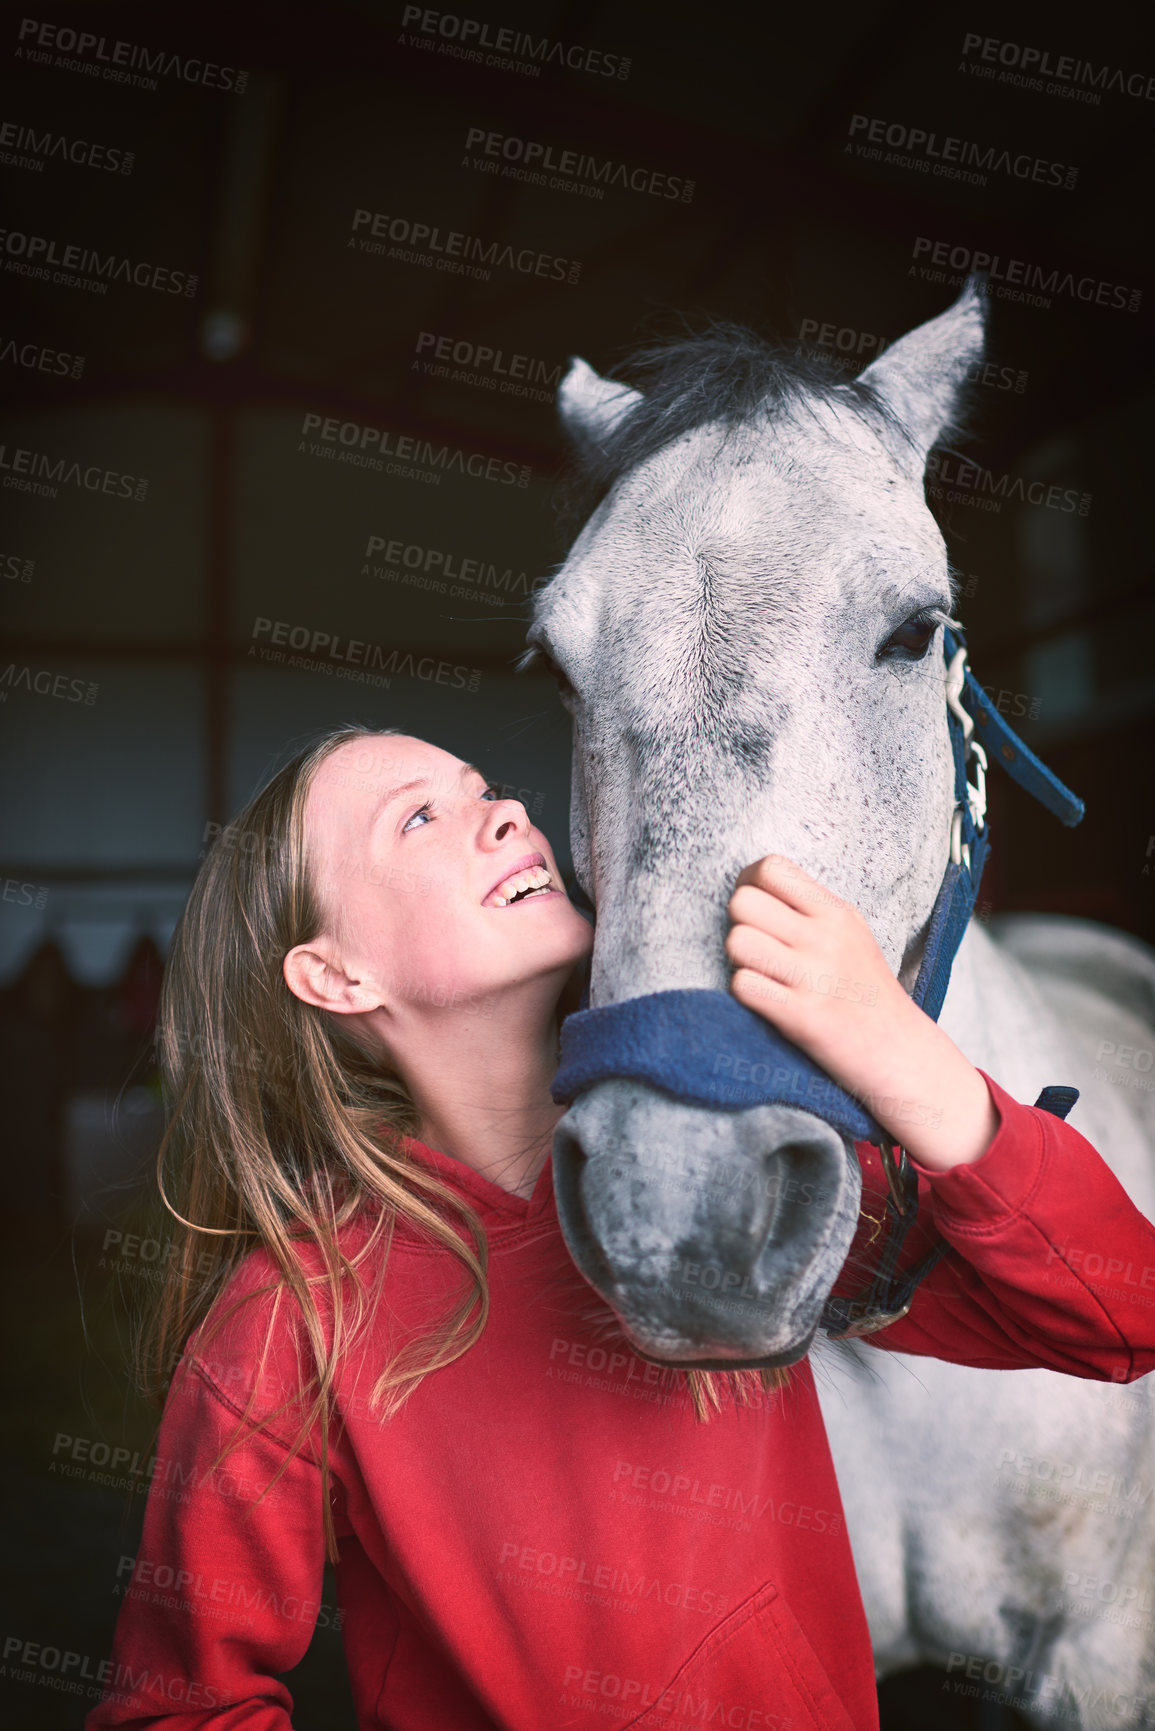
[143,724,786,1564]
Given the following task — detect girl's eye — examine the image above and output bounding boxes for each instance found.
[401,802,433,832]
[402,783,500,831]
[878,612,938,662]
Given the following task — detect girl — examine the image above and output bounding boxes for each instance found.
[88,723,1155,1731]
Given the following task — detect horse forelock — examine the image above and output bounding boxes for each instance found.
[553,321,915,533]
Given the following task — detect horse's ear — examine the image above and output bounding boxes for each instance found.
[557,357,643,452]
[856,276,987,471]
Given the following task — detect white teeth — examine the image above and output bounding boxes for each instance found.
[491,866,553,906]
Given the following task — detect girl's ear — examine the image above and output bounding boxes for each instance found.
[283,942,382,1015]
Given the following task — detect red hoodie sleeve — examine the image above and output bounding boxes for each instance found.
[837,1069,1155,1379]
[85,1353,330,1730]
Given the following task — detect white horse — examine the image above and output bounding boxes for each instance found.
[530,283,1155,1727]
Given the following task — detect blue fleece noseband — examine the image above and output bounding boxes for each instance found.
[551,627,1083,1146]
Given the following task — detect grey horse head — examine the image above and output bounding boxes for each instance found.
[529,282,987,1368]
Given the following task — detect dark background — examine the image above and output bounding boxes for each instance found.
[1,2,1152,1724]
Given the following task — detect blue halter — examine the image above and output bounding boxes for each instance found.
[551,626,1084,1141]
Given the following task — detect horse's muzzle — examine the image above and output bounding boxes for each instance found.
[551,1079,862,1368]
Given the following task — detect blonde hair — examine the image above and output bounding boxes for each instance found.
[142,724,786,1564]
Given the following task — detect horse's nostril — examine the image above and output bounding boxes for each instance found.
[762,1133,835,1193]
[755,1137,833,1248]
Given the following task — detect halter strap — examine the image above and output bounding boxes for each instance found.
[945,626,1083,829]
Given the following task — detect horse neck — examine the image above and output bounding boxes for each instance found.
[938,922,1061,1090]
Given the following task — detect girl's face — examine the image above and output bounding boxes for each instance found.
[293,734,593,1021]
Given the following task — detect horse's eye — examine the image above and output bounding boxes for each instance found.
[878,613,937,662]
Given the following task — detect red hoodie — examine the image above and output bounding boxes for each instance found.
[85,1072,1155,1731]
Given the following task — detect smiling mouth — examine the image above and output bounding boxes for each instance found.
[483,865,559,908]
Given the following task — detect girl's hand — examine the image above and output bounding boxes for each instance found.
[725,855,998,1170]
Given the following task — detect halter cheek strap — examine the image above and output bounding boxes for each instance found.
[549,626,1085,1334]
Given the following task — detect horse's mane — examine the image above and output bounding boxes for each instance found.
[557,321,911,525]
